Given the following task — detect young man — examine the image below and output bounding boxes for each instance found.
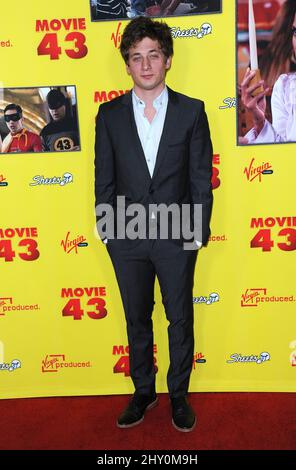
[1,104,42,153]
[95,17,213,432]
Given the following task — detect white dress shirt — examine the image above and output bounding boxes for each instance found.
[132,86,168,178]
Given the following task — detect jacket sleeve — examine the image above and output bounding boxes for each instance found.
[94,105,116,242]
[189,101,213,245]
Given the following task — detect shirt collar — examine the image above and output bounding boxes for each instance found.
[132,85,168,109]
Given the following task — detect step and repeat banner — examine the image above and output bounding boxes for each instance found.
[0,0,295,399]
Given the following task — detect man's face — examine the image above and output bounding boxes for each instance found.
[126,37,171,92]
[4,109,23,134]
[49,104,66,121]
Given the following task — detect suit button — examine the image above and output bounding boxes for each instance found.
[149,188,154,194]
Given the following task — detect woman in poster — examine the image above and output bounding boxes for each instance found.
[241,0,296,144]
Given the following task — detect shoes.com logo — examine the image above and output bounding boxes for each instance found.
[41,354,92,373]
[29,172,73,187]
[227,352,271,365]
[193,292,219,305]
[0,359,21,372]
[0,341,21,372]
[112,344,158,377]
[241,288,295,308]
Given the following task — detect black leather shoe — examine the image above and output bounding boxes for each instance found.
[117,392,158,428]
[171,396,196,432]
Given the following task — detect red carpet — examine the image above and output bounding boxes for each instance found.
[0,393,295,450]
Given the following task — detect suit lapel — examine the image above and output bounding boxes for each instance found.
[122,90,152,182]
[152,87,180,181]
[121,86,180,183]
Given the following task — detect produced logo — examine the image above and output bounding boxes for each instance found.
[0,174,8,187]
[241,288,295,307]
[41,354,92,373]
[61,231,88,254]
[29,172,73,186]
[219,97,236,109]
[227,352,270,364]
[208,234,227,243]
[289,341,296,367]
[0,40,12,48]
[193,292,219,305]
[113,344,158,377]
[244,157,273,182]
[192,352,206,370]
[0,297,13,315]
[61,286,107,321]
[94,89,129,103]
[250,216,296,252]
[170,23,212,40]
[0,296,39,316]
[0,227,40,263]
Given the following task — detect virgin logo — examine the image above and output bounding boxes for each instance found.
[61,231,87,254]
[244,158,273,182]
[42,355,65,372]
[111,22,122,49]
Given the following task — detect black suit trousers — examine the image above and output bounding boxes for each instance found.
[106,237,198,398]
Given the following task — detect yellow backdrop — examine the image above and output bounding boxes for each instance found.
[0,0,295,398]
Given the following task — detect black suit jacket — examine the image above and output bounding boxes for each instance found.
[94,86,213,247]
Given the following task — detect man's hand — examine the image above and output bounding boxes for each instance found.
[241,67,269,135]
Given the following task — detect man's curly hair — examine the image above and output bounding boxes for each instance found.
[120,16,173,63]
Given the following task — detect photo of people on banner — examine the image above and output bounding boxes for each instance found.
[90,0,221,21]
[237,0,296,145]
[0,86,80,154]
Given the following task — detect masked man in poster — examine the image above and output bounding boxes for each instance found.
[40,89,80,152]
[94,17,213,432]
[1,104,42,153]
